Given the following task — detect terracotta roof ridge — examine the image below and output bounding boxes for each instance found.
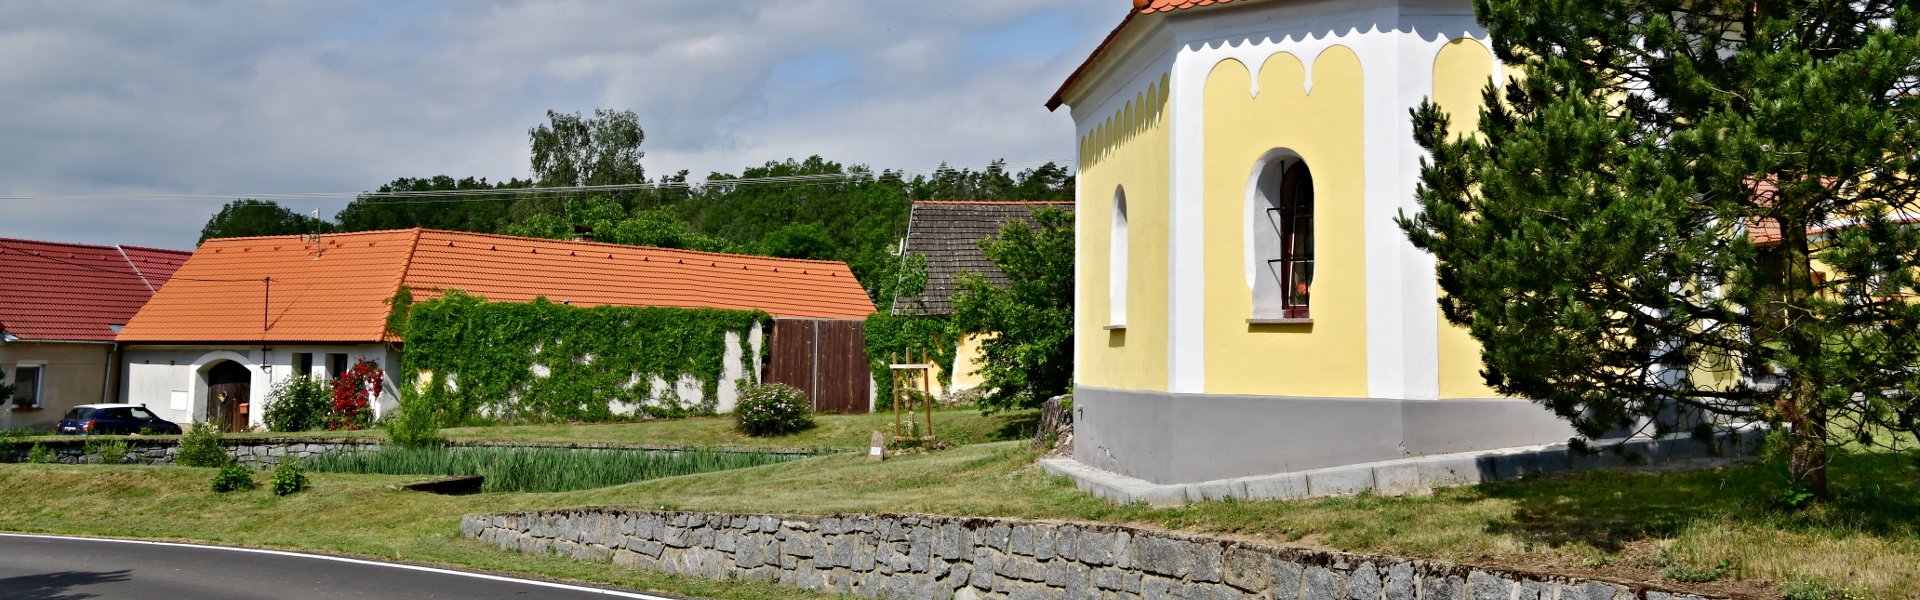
[386,229,424,343]
[201,228,422,244]
[915,200,1075,206]
[115,245,157,293]
[418,229,855,266]
[116,244,193,256]
[0,236,145,254]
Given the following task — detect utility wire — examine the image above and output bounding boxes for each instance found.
[0,157,1074,204]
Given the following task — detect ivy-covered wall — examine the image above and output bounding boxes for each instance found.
[863,311,957,410]
[399,290,770,422]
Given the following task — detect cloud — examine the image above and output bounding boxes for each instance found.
[0,1,1116,250]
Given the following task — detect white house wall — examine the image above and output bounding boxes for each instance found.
[122,344,398,429]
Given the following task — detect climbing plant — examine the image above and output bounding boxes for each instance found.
[327,359,382,430]
[863,311,956,410]
[401,290,770,423]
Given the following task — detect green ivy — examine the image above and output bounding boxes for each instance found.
[401,290,770,423]
[863,311,956,410]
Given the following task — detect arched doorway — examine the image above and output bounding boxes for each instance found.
[204,361,251,432]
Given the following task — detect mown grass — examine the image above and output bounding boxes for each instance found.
[3,440,1915,598]
[0,464,854,600]
[303,446,802,493]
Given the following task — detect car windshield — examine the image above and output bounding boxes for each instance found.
[63,407,99,420]
[129,408,154,420]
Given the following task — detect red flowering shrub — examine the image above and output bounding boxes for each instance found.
[327,359,384,430]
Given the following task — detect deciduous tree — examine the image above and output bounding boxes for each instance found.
[951,206,1074,412]
[198,199,329,244]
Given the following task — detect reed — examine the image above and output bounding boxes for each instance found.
[304,446,799,493]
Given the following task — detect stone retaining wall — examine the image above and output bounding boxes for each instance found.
[0,438,818,468]
[462,509,1720,600]
[0,438,381,467]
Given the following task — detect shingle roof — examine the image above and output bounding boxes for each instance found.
[117,229,877,344]
[0,238,190,342]
[895,201,1074,316]
[1047,0,1259,111]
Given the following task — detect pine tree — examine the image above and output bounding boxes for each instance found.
[1401,0,1920,498]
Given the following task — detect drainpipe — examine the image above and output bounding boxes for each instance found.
[101,342,119,404]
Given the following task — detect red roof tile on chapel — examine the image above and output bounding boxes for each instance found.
[1048,0,1257,110]
[116,229,877,344]
[0,238,190,342]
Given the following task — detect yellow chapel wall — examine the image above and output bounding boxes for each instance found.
[1430,37,1507,399]
[1199,48,1370,397]
[1075,73,1172,392]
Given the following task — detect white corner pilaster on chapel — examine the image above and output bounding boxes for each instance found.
[1166,40,1209,395]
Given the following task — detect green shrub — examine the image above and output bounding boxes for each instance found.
[264,374,332,432]
[270,460,309,496]
[87,440,131,465]
[174,424,227,468]
[24,443,55,464]
[734,383,815,437]
[384,388,444,450]
[210,462,255,493]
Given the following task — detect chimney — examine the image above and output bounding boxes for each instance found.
[571,225,595,242]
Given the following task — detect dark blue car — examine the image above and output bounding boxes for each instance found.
[55,404,182,435]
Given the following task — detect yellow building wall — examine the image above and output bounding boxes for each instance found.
[1075,73,1172,392]
[1431,38,1506,399]
[950,333,988,392]
[1199,48,1370,397]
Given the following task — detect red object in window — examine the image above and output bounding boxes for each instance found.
[1278,162,1315,319]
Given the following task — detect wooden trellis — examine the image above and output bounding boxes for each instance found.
[888,350,936,443]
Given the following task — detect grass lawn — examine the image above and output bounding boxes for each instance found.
[8,407,1039,451]
[3,439,1914,598]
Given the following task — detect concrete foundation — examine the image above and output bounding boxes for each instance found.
[1072,385,1581,484]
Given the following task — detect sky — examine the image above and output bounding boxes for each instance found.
[0,1,1119,250]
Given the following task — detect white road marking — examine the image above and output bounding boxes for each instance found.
[0,533,681,599]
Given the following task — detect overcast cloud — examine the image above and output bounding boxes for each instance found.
[0,1,1116,250]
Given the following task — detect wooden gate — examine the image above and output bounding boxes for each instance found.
[764,319,871,414]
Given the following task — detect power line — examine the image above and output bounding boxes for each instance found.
[0,157,1075,204]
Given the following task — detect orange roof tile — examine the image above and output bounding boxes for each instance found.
[1048,0,1258,111]
[117,229,877,344]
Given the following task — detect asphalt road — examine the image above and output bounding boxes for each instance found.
[0,534,685,600]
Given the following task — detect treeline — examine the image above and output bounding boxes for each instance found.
[198,109,1074,306]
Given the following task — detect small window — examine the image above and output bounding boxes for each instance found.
[11,366,42,408]
[1251,155,1314,319]
[294,353,313,375]
[327,353,348,379]
[1275,162,1315,318]
[129,407,155,420]
[1110,188,1130,327]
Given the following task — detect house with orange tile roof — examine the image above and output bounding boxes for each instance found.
[115,228,877,429]
[0,238,190,431]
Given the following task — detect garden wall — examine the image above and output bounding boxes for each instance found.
[461,509,1723,600]
[0,438,818,468]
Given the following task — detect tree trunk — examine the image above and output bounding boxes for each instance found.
[1778,209,1830,498]
[1780,381,1830,498]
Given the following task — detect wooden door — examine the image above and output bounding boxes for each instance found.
[205,361,252,432]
